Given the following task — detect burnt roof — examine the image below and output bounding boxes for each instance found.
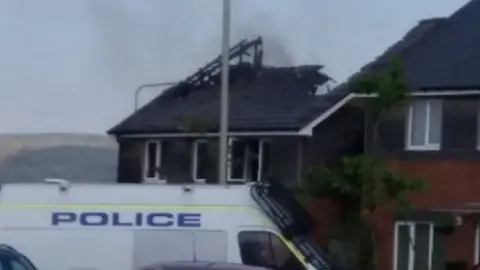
[350,0,480,90]
[108,38,344,135]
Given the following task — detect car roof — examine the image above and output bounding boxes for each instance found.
[139,261,271,270]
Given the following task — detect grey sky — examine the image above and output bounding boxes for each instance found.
[0,0,468,134]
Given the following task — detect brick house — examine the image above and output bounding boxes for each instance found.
[107,0,480,269]
[316,1,480,269]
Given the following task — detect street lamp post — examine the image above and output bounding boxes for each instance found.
[218,0,231,185]
[134,82,178,111]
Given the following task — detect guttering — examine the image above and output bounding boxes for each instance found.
[117,89,480,139]
[355,89,480,97]
[298,89,480,136]
[118,130,305,139]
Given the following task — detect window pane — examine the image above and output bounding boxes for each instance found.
[478,103,480,148]
[428,100,442,145]
[432,230,446,270]
[146,142,158,178]
[231,140,246,179]
[269,233,304,270]
[396,224,410,270]
[195,142,209,180]
[248,141,260,182]
[238,231,303,270]
[410,101,427,146]
[413,223,431,270]
[159,141,169,180]
[238,231,274,267]
[261,142,272,181]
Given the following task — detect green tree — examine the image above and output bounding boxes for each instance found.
[307,58,425,270]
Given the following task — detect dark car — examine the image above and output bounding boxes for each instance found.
[0,245,38,270]
[138,261,272,270]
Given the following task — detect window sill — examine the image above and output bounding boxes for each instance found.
[406,146,440,151]
[227,179,247,184]
[193,178,206,184]
[143,178,167,184]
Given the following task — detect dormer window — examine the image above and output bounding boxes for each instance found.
[406,99,442,151]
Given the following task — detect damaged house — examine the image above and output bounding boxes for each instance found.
[107,37,363,187]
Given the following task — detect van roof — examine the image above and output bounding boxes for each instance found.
[0,183,260,208]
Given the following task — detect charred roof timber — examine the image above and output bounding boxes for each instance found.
[107,35,341,136]
[163,37,263,99]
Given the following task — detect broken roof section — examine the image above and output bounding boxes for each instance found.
[108,37,344,136]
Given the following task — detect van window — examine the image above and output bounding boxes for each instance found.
[238,231,304,270]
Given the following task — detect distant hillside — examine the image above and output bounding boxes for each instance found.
[0,133,117,183]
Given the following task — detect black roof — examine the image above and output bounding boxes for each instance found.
[139,261,271,270]
[353,0,480,90]
[108,37,347,136]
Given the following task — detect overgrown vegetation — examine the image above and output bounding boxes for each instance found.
[307,58,425,270]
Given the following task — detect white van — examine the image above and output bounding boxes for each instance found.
[0,180,330,270]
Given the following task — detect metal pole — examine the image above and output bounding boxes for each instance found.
[218,0,231,185]
[134,82,178,111]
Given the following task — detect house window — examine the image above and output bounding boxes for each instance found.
[406,99,442,150]
[227,138,271,182]
[477,102,480,150]
[394,222,434,270]
[475,224,480,265]
[192,140,209,183]
[143,140,166,183]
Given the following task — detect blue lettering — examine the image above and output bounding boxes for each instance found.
[135,212,143,226]
[52,212,76,225]
[178,213,201,227]
[112,212,133,226]
[51,211,201,227]
[80,212,108,226]
[146,213,174,227]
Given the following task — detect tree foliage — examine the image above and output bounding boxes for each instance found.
[353,57,412,124]
[308,155,424,214]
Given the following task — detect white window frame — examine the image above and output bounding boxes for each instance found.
[192,139,208,183]
[477,101,480,151]
[227,138,270,183]
[475,224,480,265]
[393,221,434,270]
[143,140,166,184]
[406,99,442,151]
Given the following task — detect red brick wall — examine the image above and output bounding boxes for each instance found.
[381,160,480,270]
[307,160,480,270]
[306,198,342,247]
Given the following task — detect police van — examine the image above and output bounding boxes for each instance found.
[0,180,330,270]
